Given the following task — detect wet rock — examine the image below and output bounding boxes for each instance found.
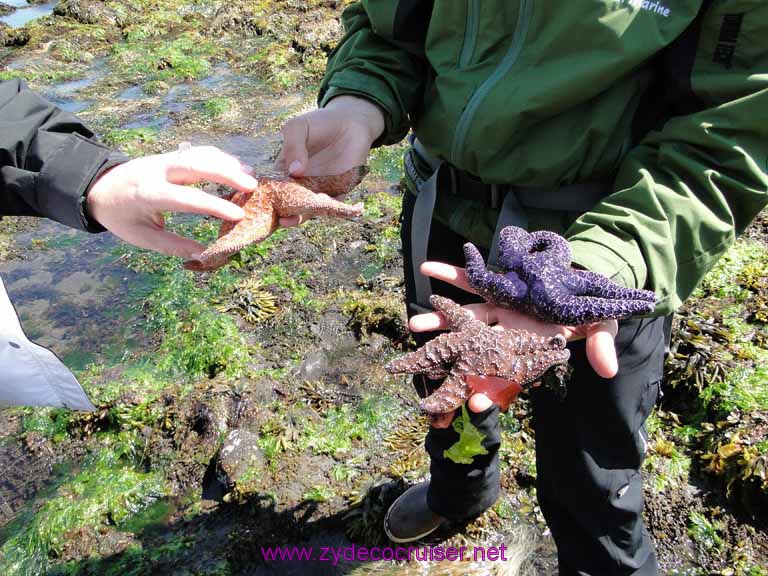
[54,0,116,26]
[162,393,232,496]
[0,22,29,47]
[365,332,389,354]
[298,348,329,382]
[217,428,265,490]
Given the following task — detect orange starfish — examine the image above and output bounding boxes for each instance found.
[184,166,368,271]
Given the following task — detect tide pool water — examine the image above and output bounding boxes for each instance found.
[0,2,57,29]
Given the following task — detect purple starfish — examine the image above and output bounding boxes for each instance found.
[464,226,656,326]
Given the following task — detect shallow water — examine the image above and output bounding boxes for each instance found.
[50,57,106,97]
[120,112,173,130]
[0,1,57,28]
[118,80,204,129]
[117,85,144,101]
[41,58,106,114]
[0,219,145,371]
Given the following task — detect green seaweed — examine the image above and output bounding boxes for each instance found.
[444,405,489,465]
[0,450,166,576]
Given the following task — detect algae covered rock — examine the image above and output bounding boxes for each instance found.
[295,9,342,52]
[54,0,116,25]
[209,3,265,36]
[0,22,30,47]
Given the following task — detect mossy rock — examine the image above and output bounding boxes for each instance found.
[0,22,30,47]
[54,0,117,26]
[341,292,408,342]
[208,3,266,36]
[294,9,343,53]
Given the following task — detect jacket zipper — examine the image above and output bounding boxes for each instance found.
[450,0,533,167]
[458,0,480,68]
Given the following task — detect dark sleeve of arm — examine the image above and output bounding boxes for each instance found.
[567,2,768,315]
[0,79,128,232]
[318,1,430,146]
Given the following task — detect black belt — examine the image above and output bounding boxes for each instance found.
[408,139,610,213]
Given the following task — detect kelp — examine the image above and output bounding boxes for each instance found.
[699,410,768,516]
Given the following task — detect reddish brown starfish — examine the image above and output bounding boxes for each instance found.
[386,295,571,415]
[184,166,368,271]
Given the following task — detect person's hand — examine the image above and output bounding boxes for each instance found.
[87,145,257,258]
[414,261,619,428]
[276,95,385,227]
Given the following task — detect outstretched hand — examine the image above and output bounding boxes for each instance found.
[414,261,619,428]
[87,145,257,259]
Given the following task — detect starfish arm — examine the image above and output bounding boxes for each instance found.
[528,231,572,268]
[463,243,527,308]
[384,333,461,375]
[571,270,657,302]
[498,226,532,271]
[184,193,276,271]
[291,166,369,197]
[485,271,528,309]
[270,182,362,219]
[425,367,450,380]
[429,295,480,332]
[500,329,566,356]
[419,373,471,414]
[498,346,571,386]
[184,252,231,272]
[533,286,656,325]
[463,242,491,286]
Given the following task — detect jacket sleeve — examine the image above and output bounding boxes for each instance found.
[0,79,127,232]
[317,1,430,145]
[567,1,768,316]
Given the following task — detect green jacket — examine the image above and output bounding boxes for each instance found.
[319,0,768,315]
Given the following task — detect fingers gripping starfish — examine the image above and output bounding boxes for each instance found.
[464,226,657,325]
[184,166,369,271]
[385,295,571,415]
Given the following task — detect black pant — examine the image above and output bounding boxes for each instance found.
[400,190,668,576]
